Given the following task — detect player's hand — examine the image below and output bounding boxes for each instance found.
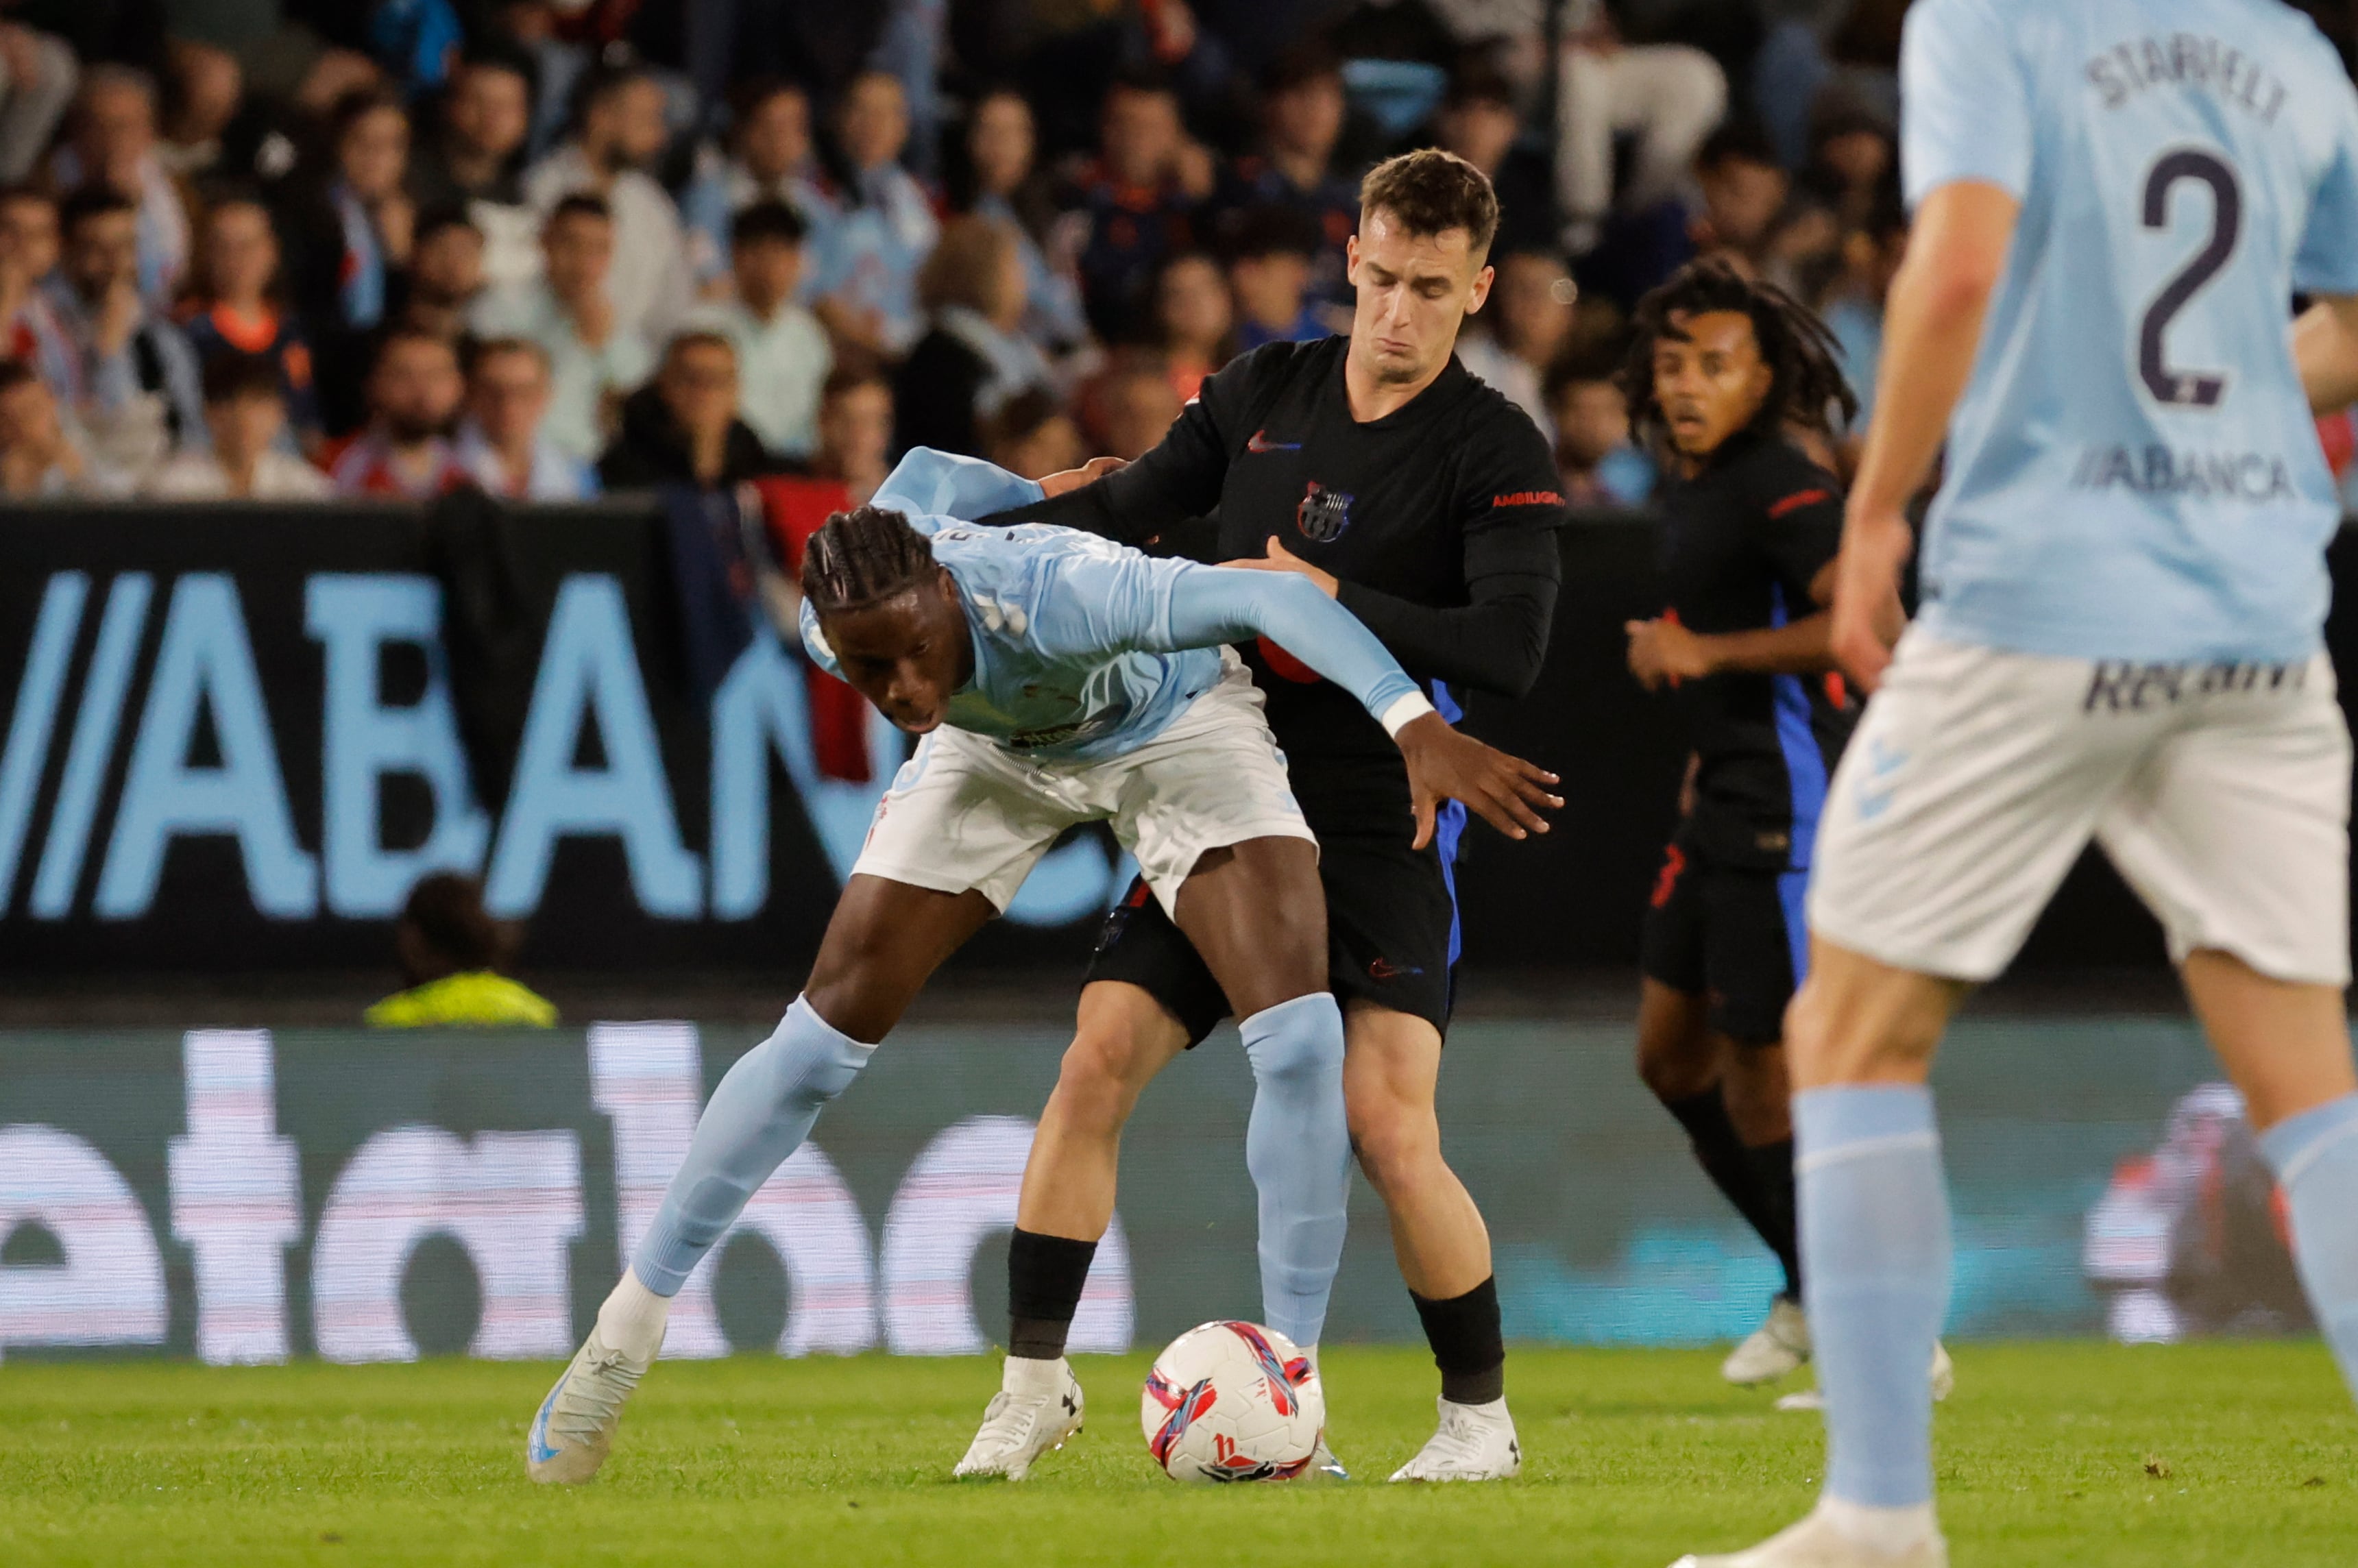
[1831,502,1913,694]
[1222,535,1339,596]
[1624,617,1714,690]
[1038,455,1127,497]
[1394,712,1561,850]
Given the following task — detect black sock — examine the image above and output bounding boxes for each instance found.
[1664,1088,1790,1286]
[1006,1228,1097,1360]
[1743,1138,1801,1299]
[1410,1277,1505,1406]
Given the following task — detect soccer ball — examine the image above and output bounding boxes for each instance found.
[1139,1320,1324,1483]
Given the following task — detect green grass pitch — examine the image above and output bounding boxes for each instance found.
[0,1343,2351,1566]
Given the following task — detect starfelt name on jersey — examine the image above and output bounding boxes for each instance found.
[2069,443,2296,500]
[2084,34,2292,124]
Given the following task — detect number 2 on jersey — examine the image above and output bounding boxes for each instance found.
[2139,149,2242,410]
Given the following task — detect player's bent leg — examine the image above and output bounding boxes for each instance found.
[1338,1003,1519,1483]
[2183,949,2358,1397]
[531,878,993,1485]
[1169,837,1352,1353]
[959,984,1191,1482]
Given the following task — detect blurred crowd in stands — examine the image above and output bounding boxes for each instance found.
[0,0,2348,513]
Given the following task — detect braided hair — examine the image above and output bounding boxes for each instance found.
[1618,257,1858,449]
[801,506,940,616]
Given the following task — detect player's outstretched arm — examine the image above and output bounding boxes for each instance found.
[2295,296,2358,415]
[871,448,1047,524]
[1834,179,2019,692]
[1157,567,1561,847]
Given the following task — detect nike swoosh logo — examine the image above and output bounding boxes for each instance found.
[1856,787,1896,822]
[1246,430,1302,453]
[528,1377,566,1462]
[1867,742,1908,779]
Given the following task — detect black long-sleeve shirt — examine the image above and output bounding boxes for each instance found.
[990,336,1568,787]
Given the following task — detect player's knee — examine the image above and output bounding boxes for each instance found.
[1635,1029,1713,1103]
[1346,1089,1442,1195]
[1050,1033,1155,1129]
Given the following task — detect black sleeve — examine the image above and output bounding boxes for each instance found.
[1330,410,1568,699]
[980,344,1279,543]
[1748,446,1845,607]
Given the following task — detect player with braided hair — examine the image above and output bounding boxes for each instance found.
[526,448,1561,1485]
[1613,257,1933,1404]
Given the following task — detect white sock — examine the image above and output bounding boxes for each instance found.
[1003,1353,1065,1395]
[1815,1496,1938,1556]
[594,1267,671,1362]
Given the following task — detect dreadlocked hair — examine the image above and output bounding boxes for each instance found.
[800,506,939,615]
[1617,256,1858,449]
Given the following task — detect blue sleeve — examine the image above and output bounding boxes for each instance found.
[873,448,1047,526]
[2298,84,2358,296]
[1156,567,1422,727]
[1899,0,2033,209]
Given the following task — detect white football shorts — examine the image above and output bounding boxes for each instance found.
[1808,630,2351,986]
[852,651,1315,916]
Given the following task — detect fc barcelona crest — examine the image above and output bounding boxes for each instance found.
[1295,481,1353,543]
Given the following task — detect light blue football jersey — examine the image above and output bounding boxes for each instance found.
[1902,0,2358,661]
[799,449,1420,763]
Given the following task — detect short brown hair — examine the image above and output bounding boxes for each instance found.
[1358,148,1498,258]
[917,215,1017,315]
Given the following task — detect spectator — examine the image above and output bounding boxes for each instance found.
[960,86,1088,355]
[1084,349,1182,461]
[178,197,324,454]
[293,87,416,339]
[324,327,469,497]
[680,77,827,289]
[455,335,598,500]
[807,69,938,359]
[51,66,191,310]
[1431,56,1558,260]
[1822,181,1908,443]
[524,63,693,345]
[598,330,776,491]
[1690,121,1794,282]
[685,201,829,461]
[1226,204,1325,351]
[0,186,71,391]
[365,871,557,1029]
[893,215,1049,460]
[470,193,653,465]
[408,49,539,291]
[1456,249,1576,433]
[0,23,75,185]
[1066,66,1211,343]
[0,358,100,496]
[158,38,239,182]
[47,185,204,486]
[145,353,334,499]
[1152,249,1232,403]
[802,359,892,505]
[983,385,1084,481]
[1215,45,1356,317]
[389,204,487,342]
[1544,346,1653,507]
[1553,1,1728,256]
[367,0,466,101]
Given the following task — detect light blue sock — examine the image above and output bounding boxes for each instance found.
[2259,1092,2358,1395]
[1795,1083,1950,1510]
[1239,992,1351,1347]
[631,995,874,1295]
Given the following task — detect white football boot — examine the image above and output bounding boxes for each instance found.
[1387,1396,1522,1482]
[1773,1343,1955,1413]
[1671,1505,1947,1567]
[526,1329,653,1484]
[953,1356,1085,1480]
[1723,1297,1811,1386]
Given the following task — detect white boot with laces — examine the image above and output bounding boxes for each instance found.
[1387,1395,1521,1482]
